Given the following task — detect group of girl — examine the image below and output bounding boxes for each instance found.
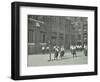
[41,45,65,60]
[70,44,87,58]
[41,44,87,61]
[53,46,65,60]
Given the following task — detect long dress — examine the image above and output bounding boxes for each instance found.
[71,46,76,56]
[84,46,87,56]
[60,47,65,57]
[54,48,59,59]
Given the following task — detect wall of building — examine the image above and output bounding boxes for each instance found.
[28,15,87,54]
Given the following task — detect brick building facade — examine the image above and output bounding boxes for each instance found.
[28,15,87,54]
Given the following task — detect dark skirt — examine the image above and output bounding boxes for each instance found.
[84,49,87,56]
[71,49,76,55]
[54,51,59,58]
[60,51,64,57]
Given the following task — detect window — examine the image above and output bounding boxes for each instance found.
[52,32,57,39]
[28,30,35,43]
[40,31,46,43]
[59,33,64,40]
[78,35,81,40]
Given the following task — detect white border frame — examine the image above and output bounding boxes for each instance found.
[20,6,95,76]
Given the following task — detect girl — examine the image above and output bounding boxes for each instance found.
[60,46,65,59]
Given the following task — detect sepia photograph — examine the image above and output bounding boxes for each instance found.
[27,15,88,66]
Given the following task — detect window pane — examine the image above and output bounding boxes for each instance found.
[40,31,46,43]
[28,30,35,43]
